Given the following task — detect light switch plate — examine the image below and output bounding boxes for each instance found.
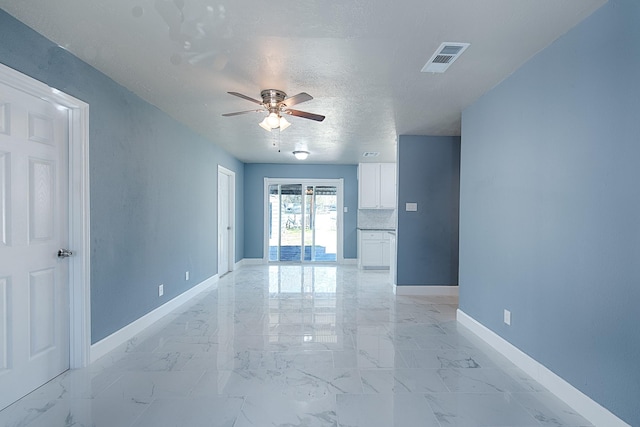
[406,202,418,212]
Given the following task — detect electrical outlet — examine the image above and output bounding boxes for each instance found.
[185,271,189,281]
[158,284,164,297]
[504,309,511,326]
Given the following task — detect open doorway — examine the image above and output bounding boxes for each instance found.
[264,178,343,263]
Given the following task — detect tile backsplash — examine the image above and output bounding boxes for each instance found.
[358,209,396,229]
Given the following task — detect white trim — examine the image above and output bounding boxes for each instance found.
[456,309,630,427]
[239,258,266,266]
[341,258,357,265]
[90,275,219,362]
[263,178,344,263]
[217,165,236,276]
[0,64,91,369]
[394,285,459,296]
[67,91,91,369]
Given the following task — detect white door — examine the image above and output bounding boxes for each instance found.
[217,169,230,276]
[0,80,71,409]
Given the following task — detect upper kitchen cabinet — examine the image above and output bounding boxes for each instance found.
[358,163,397,209]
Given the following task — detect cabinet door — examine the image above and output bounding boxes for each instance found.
[381,239,391,267]
[389,234,396,284]
[361,239,384,266]
[359,163,379,208]
[379,163,397,209]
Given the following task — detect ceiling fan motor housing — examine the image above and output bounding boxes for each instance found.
[261,89,286,108]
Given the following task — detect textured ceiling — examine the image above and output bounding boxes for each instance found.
[0,0,606,164]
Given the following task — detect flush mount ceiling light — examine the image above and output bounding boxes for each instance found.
[293,150,309,160]
[222,89,325,132]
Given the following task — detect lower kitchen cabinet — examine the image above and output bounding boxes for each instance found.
[358,230,391,269]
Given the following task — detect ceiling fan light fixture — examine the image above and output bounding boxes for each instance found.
[293,150,309,160]
[267,112,280,128]
[258,117,272,131]
[279,116,291,131]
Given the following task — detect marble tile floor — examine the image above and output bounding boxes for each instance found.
[0,265,593,427]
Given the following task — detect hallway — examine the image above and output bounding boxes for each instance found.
[0,265,591,426]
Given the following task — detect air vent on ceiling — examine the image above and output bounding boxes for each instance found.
[421,42,470,73]
[362,152,380,158]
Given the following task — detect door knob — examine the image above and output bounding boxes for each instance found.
[57,248,73,258]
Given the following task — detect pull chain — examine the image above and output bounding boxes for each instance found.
[272,129,281,152]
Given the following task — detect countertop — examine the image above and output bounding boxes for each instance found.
[357,227,396,231]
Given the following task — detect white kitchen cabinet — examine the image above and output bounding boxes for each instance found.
[358,230,391,269]
[358,163,396,209]
[381,236,390,264]
[379,163,396,208]
[358,163,379,209]
[389,232,396,285]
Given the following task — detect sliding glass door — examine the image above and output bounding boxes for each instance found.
[266,179,342,262]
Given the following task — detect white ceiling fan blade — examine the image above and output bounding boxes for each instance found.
[222,109,263,117]
[285,109,325,122]
[281,92,313,108]
[227,92,263,105]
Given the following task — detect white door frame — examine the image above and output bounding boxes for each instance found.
[0,63,91,369]
[263,178,344,263]
[218,165,235,275]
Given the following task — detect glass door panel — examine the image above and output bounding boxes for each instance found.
[280,184,303,261]
[269,183,305,262]
[304,186,315,261]
[268,184,280,261]
[304,185,337,262]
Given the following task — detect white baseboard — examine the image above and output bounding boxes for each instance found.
[240,258,266,265]
[90,275,219,362]
[456,309,630,427]
[235,258,358,269]
[394,285,459,296]
[239,258,355,266]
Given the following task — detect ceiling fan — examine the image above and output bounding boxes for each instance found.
[222,89,325,131]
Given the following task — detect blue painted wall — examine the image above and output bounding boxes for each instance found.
[244,163,357,260]
[396,136,460,286]
[0,10,245,343]
[459,0,639,424]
